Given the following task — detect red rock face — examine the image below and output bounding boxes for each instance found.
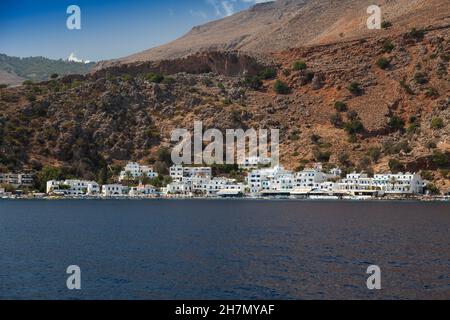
[92,52,266,78]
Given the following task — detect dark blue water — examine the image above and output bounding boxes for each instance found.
[0,199,449,300]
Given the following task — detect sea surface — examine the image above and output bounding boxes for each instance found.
[0,199,449,300]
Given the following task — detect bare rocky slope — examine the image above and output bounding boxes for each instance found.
[97,0,450,68]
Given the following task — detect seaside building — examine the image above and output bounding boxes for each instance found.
[169,165,212,182]
[46,180,99,196]
[247,166,290,194]
[238,156,272,170]
[166,168,244,197]
[119,162,158,181]
[128,183,157,196]
[87,182,100,195]
[166,180,192,195]
[101,184,124,197]
[373,173,424,194]
[0,173,34,188]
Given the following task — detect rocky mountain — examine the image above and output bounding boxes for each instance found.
[97,0,450,68]
[0,54,95,86]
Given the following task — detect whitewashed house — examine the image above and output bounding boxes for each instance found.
[239,156,272,170]
[373,173,424,194]
[0,173,34,188]
[247,166,292,194]
[217,183,245,197]
[46,179,96,196]
[129,184,157,196]
[87,182,100,195]
[170,165,184,181]
[102,184,124,197]
[166,181,192,195]
[119,162,158,181]
[169,165,212,182]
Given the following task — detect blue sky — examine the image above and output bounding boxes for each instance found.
[0,0,271,61]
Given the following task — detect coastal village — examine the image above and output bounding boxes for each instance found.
[1,158,448,200]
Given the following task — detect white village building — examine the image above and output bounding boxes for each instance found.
[101,184,124,197]
[46,180,100,196]
[239,156,272,170]
[169,165,212,182]
[119,162,158,181]
[128,183,157,197]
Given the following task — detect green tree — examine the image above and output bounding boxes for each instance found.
[35,166,63,192]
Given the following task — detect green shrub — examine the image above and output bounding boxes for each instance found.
[421,170,433,180]
[313,147,331,162]
[347,110,358,121]
[244,76,263,90]
[407,123,420,134]
[26,93,36,102]
[334,101,347,112]
[431,151,449,167]
[292,60,307,71]
[288,130,300,141]
[310,134,321,145]
[388,116,405,131]
[431,117,444,130]
[382,40,395,53]
[163,76,176,85]
[426,183,440,195]
[388,159,405,173]
[259,67,277,80]
[414,72,428,84]
[344,119,364,134]
[273,80,290,94]
[409,28,425,41]
[376,57,390,69]
[425,88,439,98]
[145,73,164,83]
[348,81,363,95]
[399,80,414,95]
[381,21,392,29]
[366,147,381,163]
[426,141,437,149]
[0,84,9,89]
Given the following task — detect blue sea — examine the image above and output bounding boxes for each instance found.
[0,199,449,300]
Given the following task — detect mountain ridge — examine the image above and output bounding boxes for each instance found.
[96,0,450,70]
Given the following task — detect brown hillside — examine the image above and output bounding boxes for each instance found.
[97,0,450,69]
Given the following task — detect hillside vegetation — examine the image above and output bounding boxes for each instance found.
[0,54,94,86]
